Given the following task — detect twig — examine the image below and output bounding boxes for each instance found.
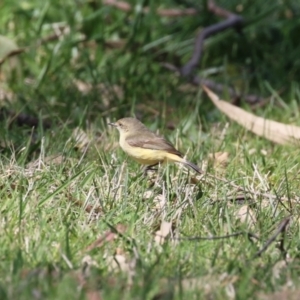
[161,62,264,105]
[180,0,243,77]
[178,231,259,241]
[278,225,288,260]
[253,216,291,258]
[162,1,265,105]
[71,199,102,215]
[84,223,127,252]
[36,24,74,46]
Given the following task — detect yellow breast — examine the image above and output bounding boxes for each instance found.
[119,135,181,165]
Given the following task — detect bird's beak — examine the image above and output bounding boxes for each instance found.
[108,122,116,127]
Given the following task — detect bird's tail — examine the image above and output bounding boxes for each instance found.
[165,153,202,174]
[182,160,202,174]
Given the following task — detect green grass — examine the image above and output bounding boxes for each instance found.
[1,0,300,299]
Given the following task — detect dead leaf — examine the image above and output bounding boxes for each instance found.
[86,291,102,300]
[85,224,127,252]
[104,39,126,49]
[82,255,99,270]
[37,25,71,46]
[143,190,155,200]
[66,193,103,216]
[0,35,22,63]
[272,260,288,280]
[109,255,128,272]
[0,35,22,81]
[235,205,256,227]
[152,194,166,211]
[106,253,136,286]
[0,35,22,103]
[248,148,256,155]
[0,86,14,101]
[203,85,300,145]
[74,79,92,94]
[70,127,91,151]
[208,151,229,167]
[154,220,172,245]
[260,149,268,156]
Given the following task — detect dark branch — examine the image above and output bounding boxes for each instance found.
[253,216,291,258]
[170,0,265,105]
[177,231,260,241]
[162,63,264,105]
[181,16,243,77]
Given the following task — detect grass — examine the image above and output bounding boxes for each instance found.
[1,0,300,299]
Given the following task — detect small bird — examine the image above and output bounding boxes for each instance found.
[109,117,202,174]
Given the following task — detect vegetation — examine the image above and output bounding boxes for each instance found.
[1,0,300,299]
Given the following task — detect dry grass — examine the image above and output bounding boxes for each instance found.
[1,0,300,299]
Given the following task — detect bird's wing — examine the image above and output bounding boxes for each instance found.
[126,134,182,157]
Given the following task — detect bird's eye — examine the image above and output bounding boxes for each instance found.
[118,122,123,127]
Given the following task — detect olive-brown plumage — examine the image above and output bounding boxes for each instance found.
[109,117,201,173]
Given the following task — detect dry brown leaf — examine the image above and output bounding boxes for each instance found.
[37,25,72,46]
[85,224,127,252]
[73,79,92,94]
[82,255,99,270]
[70,127,91,151]
[208,151,229,168]
[104,39,126,49]
[153,194,166,211]
[106,253,136,285]
[154,220,172,245]
[143,190,155,200]
[203,85,300,145]
[67,193,103,216]
[0,35,22,70]
[272,260,288,280]
[0,35,22,103]
[0,86,14,102]
[248,148,256,155]
[86,291,102,300]
[108,254,128,272]
[0,37,22,106]
[235,205,256,227]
